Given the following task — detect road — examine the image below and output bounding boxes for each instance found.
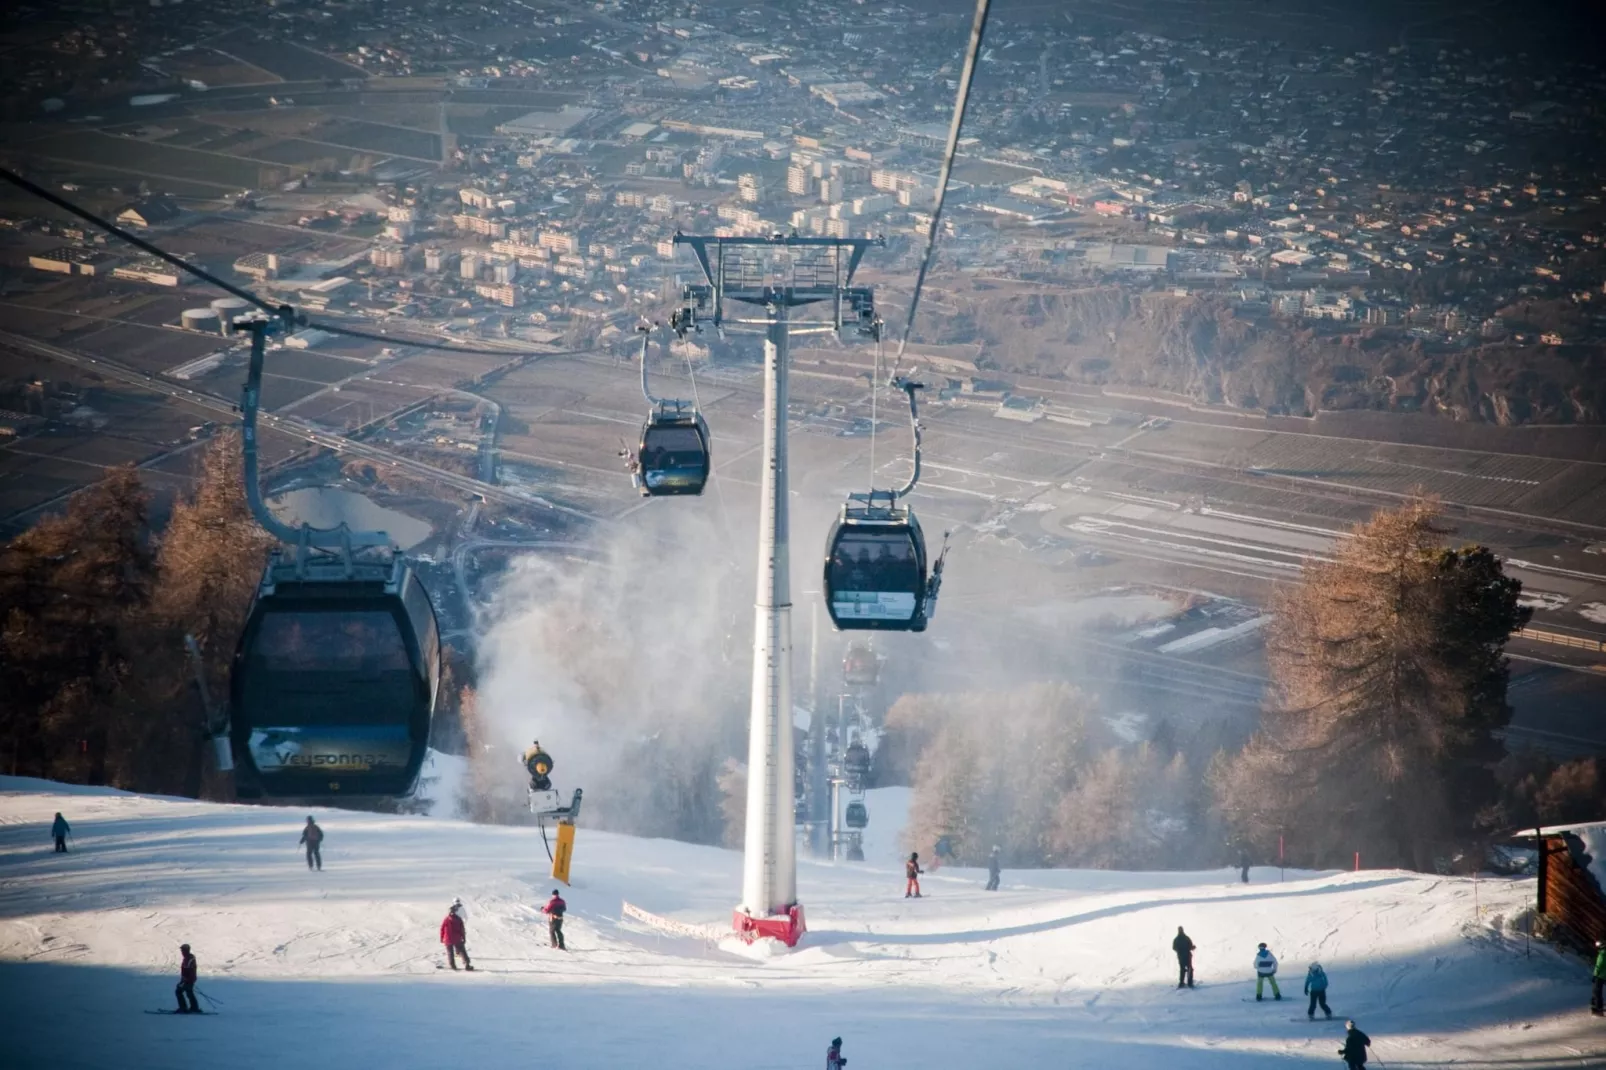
[0,329,598,525]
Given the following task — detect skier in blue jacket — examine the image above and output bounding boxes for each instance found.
[1304,961,1331,1019]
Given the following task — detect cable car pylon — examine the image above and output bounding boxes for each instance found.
[670,232,882,948]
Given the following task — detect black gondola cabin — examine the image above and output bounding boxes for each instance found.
[230,555,440,798]
[634,411,710,496]
[824,497,932,632]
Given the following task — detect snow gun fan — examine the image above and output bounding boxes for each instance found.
[824,379,948,633]
[625,322,710,497]
[228,315,440,800]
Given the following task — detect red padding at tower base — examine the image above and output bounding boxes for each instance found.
[733,904,806,947]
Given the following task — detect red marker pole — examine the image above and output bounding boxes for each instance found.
[1354,851,1360,872]
[1279,834,1285,882]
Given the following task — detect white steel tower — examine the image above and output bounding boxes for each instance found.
[671,234,882,946]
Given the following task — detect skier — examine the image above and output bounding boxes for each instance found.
[986,845,1001,892]
[933,834,954,871]
[1254,941,1282,1001]
[1591,938,1605,1016]
[543,888,567,951]
[1305,961,1332,1019]
[440,901,472,971]
[175,943,199,1013]
[299,816,323,871]
[1339,1019,1371,1069]
[51,812,70,853]
[826,1036,847,1070]
[1240,848,1251,884]
[905,852,923,898]
[1173,926,1196,988]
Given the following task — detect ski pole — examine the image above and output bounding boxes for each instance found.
[197,988,223,1008]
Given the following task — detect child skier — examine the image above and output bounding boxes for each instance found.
[299,816,323,871]
[51,812,71,853]
[905,852,923,898]
[986,845,1002,892]
[440,902,472,970]
[1304,961,1331,1019]
[826,1036,847,1070]
[1254,942,1282,1000]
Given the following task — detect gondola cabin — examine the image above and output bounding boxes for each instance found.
[843,741,871,790]
[844,801,869,830]
[634,410,710,496]
[230,554,440,798]
[824,494,932,632]
[842,641,879,688]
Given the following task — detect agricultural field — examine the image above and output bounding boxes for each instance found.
[206,28,368,83]
[0,376,216,522]
[21,131,286,190]
[159,46,283,88]
[311,119,441,161]
[246,138,377,170]
[320,103,442,131]
[446,105,540,137]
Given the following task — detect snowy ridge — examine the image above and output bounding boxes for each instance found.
[2,780,1602,1069]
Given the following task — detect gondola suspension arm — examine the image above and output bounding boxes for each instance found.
[891,377,926,501]
[636,322,664,408]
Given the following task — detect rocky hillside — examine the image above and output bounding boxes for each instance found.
[964,287,1606,425]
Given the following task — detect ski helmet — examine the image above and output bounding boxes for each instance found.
[180,943,190,952]
[831,1038,842,1047]
[1258,942,1267,949]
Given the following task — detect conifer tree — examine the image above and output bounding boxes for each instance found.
[1214,499,1529,869]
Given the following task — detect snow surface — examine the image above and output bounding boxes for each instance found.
[1574,826,1606,901]
[2,779,1603,1070]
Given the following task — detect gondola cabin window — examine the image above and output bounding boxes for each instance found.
[829,531,920,622]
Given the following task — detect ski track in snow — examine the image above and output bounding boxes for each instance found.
[1,779,1603,1069]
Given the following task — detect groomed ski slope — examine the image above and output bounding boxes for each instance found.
[1,778,1601,1070]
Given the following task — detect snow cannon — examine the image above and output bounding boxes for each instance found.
[523,743,554,793]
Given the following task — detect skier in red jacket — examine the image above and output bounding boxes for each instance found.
[440,902,472,970]
[175,943,199,1013]
[542,889,567,950]
[905,852,923,898]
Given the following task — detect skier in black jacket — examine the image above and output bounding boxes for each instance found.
[1172,926,1196,988]
[1340,1020,1371,1069]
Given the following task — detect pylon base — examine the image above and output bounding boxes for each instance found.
[732,905,806,948]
